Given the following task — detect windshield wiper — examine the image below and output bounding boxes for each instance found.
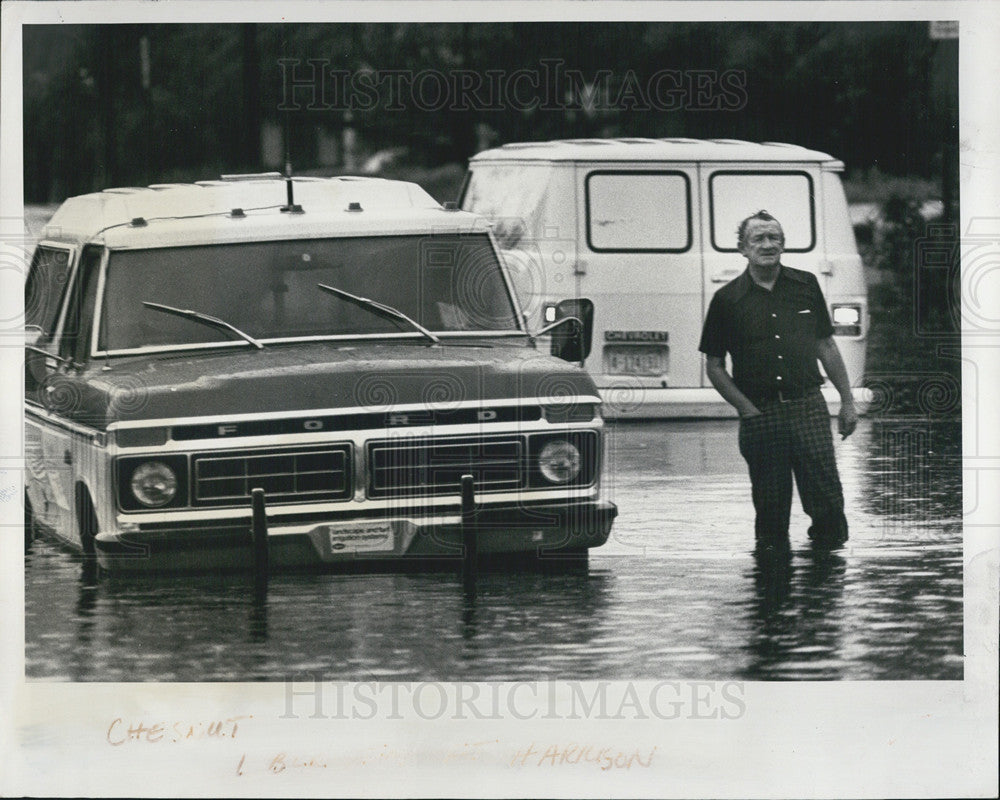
[142,302,264,349]
[316,283,440,345]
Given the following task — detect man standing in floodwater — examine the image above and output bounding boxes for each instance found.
[698,210,858,553]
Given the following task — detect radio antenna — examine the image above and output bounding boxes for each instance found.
[280,26,302,213]
[282,155,299,212]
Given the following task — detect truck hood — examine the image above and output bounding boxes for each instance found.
[63,341,598,428]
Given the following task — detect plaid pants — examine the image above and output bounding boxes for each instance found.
[737,391,848,546]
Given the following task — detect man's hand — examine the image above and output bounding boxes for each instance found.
[817,337,858,439]
[705,355,762,419]
[838,400,858,439]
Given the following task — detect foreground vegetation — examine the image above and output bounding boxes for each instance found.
[842,169,941,206]
[857,191,960,418]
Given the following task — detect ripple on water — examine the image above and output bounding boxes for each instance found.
[668,652,718,662]
[23,418,964,682]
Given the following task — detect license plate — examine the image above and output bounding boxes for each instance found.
[321,522,395,554]
[603,345,668,376]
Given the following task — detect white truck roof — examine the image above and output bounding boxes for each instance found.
[470,138,841,164]
[42,175,483,248]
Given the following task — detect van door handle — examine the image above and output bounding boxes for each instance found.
[711,271,739,283]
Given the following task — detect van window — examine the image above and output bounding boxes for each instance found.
[585,171,691,252]
[461,164,553,249]
[24,245,73,344]
[709,171,815,252]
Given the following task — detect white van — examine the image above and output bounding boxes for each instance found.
[460,138,867,418]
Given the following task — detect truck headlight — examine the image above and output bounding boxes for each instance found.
[537,440,582,484]
[130,461,178,507]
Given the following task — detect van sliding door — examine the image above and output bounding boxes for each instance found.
[577,166,702,401]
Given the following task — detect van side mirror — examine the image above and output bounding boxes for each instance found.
[549,298,594,363]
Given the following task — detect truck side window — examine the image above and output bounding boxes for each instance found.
[59,245,103,364]
[709,171,816,252]
[585,171,691,252]
[24,245,73,348]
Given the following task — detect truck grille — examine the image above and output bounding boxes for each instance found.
[367,435,525,499]
[192,444,352,506]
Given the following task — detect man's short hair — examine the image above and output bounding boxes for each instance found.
[737,210,783,248]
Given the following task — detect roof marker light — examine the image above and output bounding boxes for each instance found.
[230,208,246,218]
[130,217,148,227]
[347,202,363,212]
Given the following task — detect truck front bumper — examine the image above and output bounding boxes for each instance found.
[94,500,617,573]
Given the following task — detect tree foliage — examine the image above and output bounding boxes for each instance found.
[23,22,952,201]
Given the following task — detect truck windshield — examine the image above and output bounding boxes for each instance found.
[99,233,520,352]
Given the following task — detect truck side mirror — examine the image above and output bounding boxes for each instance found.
[550,298,594,363]
[24,328,74,394]
[25,347,50,395]
[24,325,48,394]
[25,324,43,347]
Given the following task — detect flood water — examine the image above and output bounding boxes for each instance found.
[24,417,963,682]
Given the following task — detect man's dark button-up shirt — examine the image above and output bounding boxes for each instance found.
[698,265,834,400]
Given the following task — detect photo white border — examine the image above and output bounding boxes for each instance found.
[2,2,997,797]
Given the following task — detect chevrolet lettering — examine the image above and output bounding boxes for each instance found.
[604,331,670,342]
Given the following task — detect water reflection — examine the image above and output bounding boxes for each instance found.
[745,550,795,679]
[72,563,100,681]
[248,586,268,643]
[859,418,962,525]
[25,418,963,681]
[453,565,612,679]
[750,549,794,615]
[460,595,478,644]
[743,549,847,680]
[27,551,615,681]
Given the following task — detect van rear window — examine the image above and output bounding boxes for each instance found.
[585,171,691,252]
[709,171,816,252]
[460,164,553,249]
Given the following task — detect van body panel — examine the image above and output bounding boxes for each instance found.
[575,163,702,393]
[463,161,580,327]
